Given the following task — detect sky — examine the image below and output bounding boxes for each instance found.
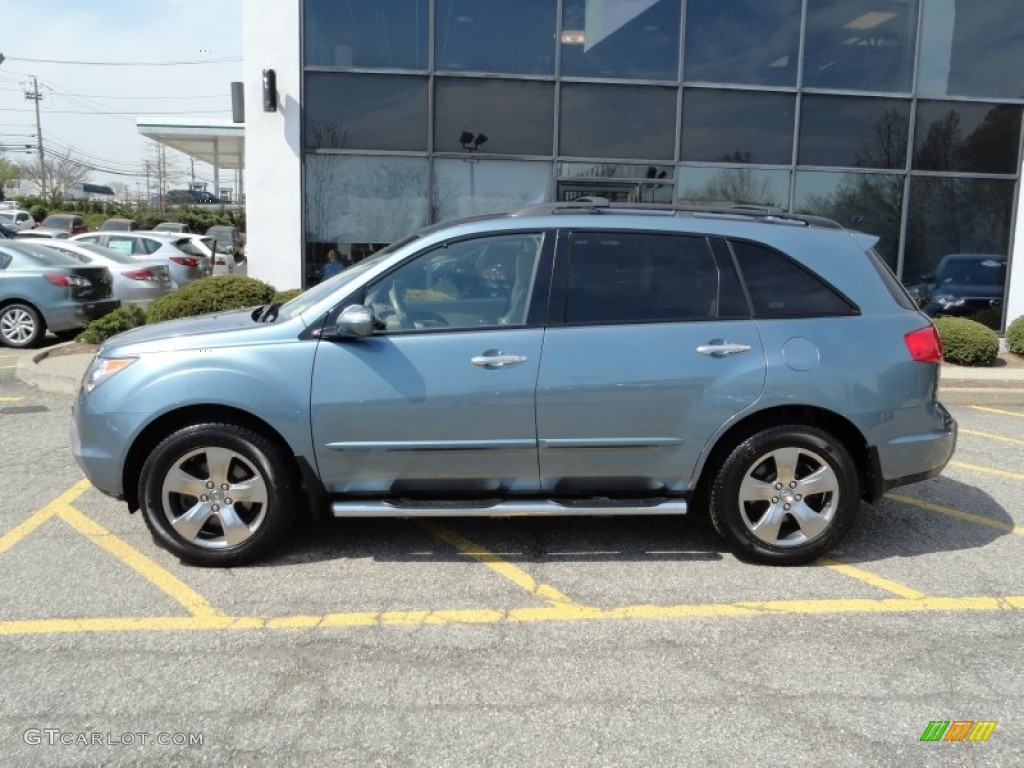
[0,0,243,196]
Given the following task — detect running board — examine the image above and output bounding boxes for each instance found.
[330,498,687,518]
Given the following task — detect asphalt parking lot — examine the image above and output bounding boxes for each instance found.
[1,344,1022,766]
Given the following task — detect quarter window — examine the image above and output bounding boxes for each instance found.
[564,233,720,324]
[731,240,858,317]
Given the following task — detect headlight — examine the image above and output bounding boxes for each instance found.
[82,357,136,394]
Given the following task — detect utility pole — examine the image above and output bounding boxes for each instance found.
[24,76,46,200]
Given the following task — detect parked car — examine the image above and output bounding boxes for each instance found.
[205,225,245,258]
[25,239,175,310]
[40,214,87,236]
[153,222,191,234]
[99,218,139,232]
[14,228,70,239]
[0,222,17,239]
[915,253,1008,319]
[71,201,956,567]
[71,232,212,287]
[0,209,36,231]
[0,240,118,347]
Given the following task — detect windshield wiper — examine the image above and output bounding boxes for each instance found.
[257,302,281,323]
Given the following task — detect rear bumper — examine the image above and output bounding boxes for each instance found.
[867,403,957,500]
[44,299,121,332]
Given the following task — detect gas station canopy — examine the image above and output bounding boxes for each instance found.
[136,118,244,169]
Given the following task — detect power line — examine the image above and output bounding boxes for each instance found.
[0,108,231,115]
[5,56,241,66]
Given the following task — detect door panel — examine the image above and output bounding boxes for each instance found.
[311,330,543,495]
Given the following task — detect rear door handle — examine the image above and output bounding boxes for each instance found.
[471,352,528,368]
[697,342,752,357]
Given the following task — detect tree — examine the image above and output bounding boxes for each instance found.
[18,148,90,204]
[0,156,20,194]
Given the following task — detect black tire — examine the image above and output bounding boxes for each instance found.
[0,302,45,348]
[709,426,859,565]
[138,423,297,566]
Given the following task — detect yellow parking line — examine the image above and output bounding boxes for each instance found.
[418,520,579,606]
[0,397,21,402]
[887,493,1023,536]
[1,596,1022,636]
[57,504,224,619]
[0,479,91,554]
[970,406,1024,418]
[0,365,16,370]
[950,460,1024,483]
[960,429,1024,447]
[819,558,927,599]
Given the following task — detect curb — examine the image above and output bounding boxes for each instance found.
[15,342,88,396]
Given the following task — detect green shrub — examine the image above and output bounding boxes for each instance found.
[147,276,275,324]
[1006,316,1024,355]
[273,288,303,304]
[28,204,48,223]
[77,305,148,344]
[934,316,999,366]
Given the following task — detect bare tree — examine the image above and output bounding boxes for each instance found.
[18,148,90,203]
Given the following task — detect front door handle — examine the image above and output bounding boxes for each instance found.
[697,342,752,357]
[471,351,528,368]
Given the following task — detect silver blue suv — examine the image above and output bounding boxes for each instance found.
[71,202,956,567]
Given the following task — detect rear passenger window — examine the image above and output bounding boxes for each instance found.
[565,233,720,324]
[731,240,858,318]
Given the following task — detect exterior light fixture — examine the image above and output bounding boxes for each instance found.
[262,69,277,112]
[460,132,488,151]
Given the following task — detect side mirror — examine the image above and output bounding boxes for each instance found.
[324,304,374,340]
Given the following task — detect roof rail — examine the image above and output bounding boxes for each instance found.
[510,199,844,229]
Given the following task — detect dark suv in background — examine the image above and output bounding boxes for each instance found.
[72,201,956,567]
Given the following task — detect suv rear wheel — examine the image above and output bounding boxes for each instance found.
[709,426,859,565]
[138,423,296,566]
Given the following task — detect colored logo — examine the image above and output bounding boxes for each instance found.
[920,721,997,742]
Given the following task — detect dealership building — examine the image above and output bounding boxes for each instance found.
[242,0,1024,327]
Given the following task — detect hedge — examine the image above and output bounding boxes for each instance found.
[146,276,276,324]
[76,305,147,344]
[1007,315,1024,355]
[933,316,999,366]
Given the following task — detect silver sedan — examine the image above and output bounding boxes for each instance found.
[14,239,176,310]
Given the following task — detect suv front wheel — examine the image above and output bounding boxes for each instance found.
[709,426,859,565]
[138,423,296,566]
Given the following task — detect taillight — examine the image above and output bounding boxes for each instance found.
[215,256,227,265]
[170,256,200,267]
[123,269,156,281]
[905,325,942,364]
[44,273,89,288]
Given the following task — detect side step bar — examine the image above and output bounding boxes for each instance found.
[331,499,687,518]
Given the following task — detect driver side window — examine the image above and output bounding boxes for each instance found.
[365,233,543,332]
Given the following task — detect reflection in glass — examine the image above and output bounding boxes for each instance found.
[558,162,673,180]
[433,159,551,222]
[560,0,680,80]
[305,73,427,151]
[677,167,790,207]
[794,171,903,269]
[799,96,910,169]
[305,155,429,283]
[913,102,1023,174]
[803,0,919,92]
[681,90,794,164]
[435,0,556,74]
[559,83,676,159]
[684,0,801,86]
[434,79,553,156]
[904,177,1014,291]
[303,0,428,69]
[918,0,1024,99]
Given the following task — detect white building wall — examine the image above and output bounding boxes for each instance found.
[243,0,303,290]
[1007,149,1024,327]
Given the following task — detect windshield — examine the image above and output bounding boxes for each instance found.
[0,242,81,266]
[275,237,421,321]
[938,256,1007,287]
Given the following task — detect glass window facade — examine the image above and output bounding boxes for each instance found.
[300,0,1024,327]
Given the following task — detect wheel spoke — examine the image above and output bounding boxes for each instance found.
[795,466,838,498]
[163,465,208,498]
[170,501,216,543]
[739,474,778,504]
[750,503,786,545]
[218,505,252,546]
[789,500,830,540]
[771,447,801,486]
[227,475,268,506]
[204,447,237,487]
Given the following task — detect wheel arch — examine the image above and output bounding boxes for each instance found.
[122,404,323,516]
[694,405,876,507]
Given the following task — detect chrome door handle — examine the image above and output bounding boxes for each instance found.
[471,352,528,367]
[697,342,752,356]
